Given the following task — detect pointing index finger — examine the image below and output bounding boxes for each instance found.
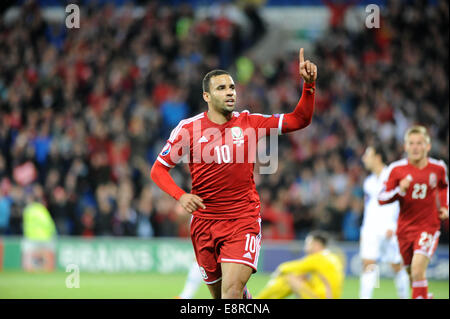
[299,48,305,64]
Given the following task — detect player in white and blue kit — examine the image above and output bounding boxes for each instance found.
[359,145,410,299]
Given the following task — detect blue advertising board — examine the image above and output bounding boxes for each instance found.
[261,241,449,279]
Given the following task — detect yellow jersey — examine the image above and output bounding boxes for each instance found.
[278,249,345,299]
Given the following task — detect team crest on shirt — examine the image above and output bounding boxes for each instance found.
[160,143,171,156]
[231,126,244,146]
[429,173,437,188]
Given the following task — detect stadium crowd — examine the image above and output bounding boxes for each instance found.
[0,0,448,243]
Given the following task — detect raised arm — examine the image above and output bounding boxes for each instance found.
[281,48,317,134]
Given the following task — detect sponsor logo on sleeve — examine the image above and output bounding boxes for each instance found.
[160,143,171,156]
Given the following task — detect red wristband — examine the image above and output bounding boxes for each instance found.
[304,81,315,93]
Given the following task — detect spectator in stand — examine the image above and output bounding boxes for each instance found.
[322,0,359,30]
[0,1,447,242]
[136,185,155,238]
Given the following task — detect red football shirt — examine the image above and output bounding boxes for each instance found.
[378,158,449,235]
[157,111,284,219]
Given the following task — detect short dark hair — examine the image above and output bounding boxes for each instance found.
[372,143,388,164]
[308,230,329,247]
[202,69,230,93]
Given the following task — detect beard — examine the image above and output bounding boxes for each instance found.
[211,96,235,115]
[220,104,234,115]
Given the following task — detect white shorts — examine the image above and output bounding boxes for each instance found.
[359,229,402,264]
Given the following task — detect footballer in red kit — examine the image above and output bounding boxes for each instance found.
[157,109,284,220]
[151,48,317,299]
[378,125,449,299]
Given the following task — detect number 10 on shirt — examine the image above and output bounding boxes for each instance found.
[214,145,231,164]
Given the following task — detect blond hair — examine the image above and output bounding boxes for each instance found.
[404,125,431,144]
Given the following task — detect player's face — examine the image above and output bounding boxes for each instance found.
[204,74,236,115]
[404,133,431,162]
[361,147,376,171]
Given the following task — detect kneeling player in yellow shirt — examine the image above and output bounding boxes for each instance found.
[256,231,345,299]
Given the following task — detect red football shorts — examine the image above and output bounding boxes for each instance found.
[397,228,441,266]
[190,215,262,284]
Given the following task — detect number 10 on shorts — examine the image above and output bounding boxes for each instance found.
[244,234,257,253]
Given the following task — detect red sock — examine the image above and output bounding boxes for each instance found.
[412,280,428,299]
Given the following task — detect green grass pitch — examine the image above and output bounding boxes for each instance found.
[0,271,448,299]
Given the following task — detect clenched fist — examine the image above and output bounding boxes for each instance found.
[399,175,412,194]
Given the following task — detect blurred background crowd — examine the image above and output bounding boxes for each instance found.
[0,0,448,243]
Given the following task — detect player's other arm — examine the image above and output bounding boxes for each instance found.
[150,125,206,214]
[378,167,409,205]
[150,161,186,201]
[150,162,205,214]
[438,161,449,219]
[282,48,317,134]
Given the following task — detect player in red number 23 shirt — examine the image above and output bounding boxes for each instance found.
[378,125,449,299]
[151,48,317,299]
